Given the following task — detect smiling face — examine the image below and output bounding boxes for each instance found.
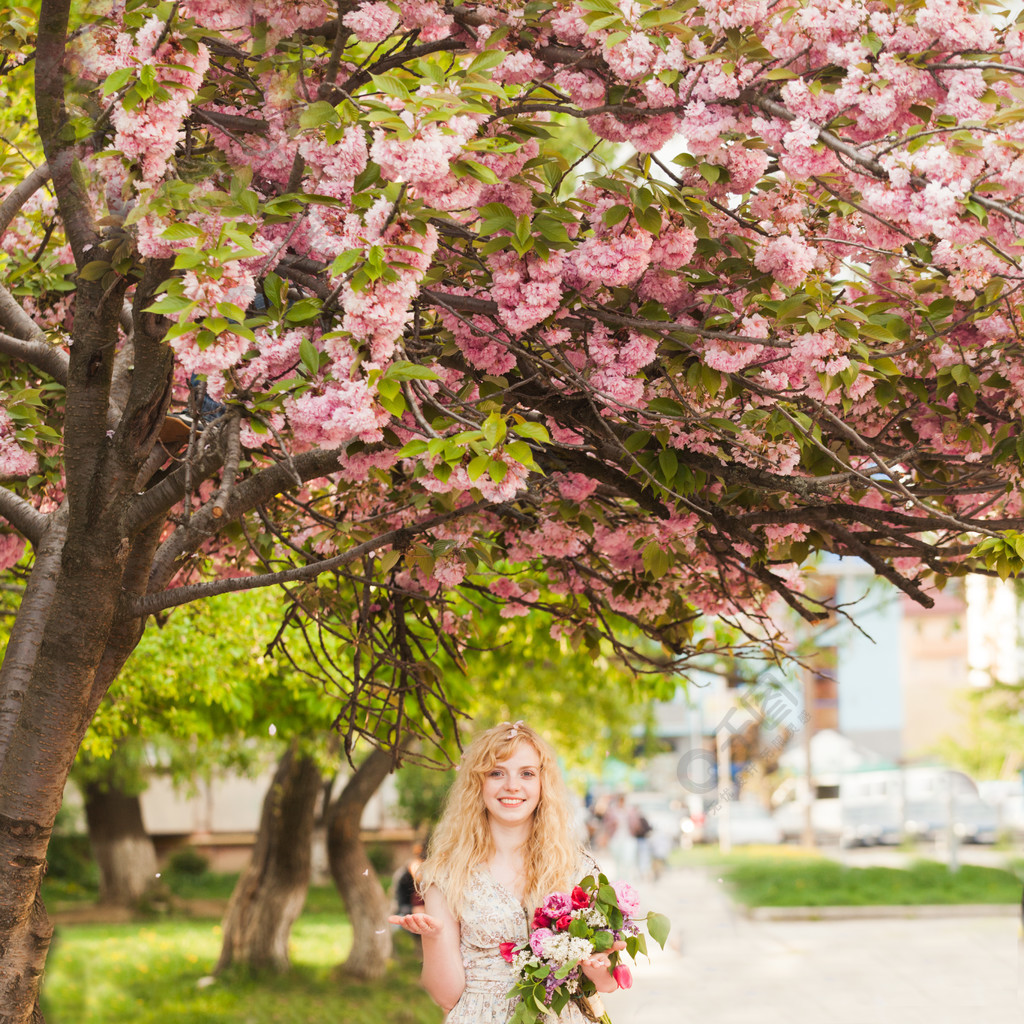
[480,741,542,827]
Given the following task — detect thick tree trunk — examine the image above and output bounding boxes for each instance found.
[325,748,393,981]
[82,777,158,907]
[215,742,321,974]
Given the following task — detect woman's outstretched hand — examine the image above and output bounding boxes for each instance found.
[581,940,628,993]
[389,912,446,937]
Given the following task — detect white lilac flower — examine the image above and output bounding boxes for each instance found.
[539,932,594,966]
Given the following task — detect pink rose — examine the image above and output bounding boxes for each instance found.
[612,964,633,989]
[499,941,516,963]
[612,881,640,918]
[529,927,553,957]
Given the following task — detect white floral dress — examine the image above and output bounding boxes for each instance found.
[445,867,595,1024]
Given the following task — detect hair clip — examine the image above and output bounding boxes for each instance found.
[500,719,524,740]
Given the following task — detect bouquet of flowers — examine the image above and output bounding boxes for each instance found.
[502,873,670,1024]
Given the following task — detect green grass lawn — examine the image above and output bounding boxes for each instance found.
[40,883,443,1024]
[701,850,1024,907]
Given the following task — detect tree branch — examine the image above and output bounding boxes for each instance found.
[0,487,47,548]
[0,163,50,239]
[35,0,100,266]
[0,330,68,387]
[132,510,472,617]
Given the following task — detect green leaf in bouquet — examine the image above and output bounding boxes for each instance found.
[598,883,617,907]
[532,985,556,1015]
[550,991,571,1014]
[509,1000,533,1024]
[554,960,577,980]
[592,929,614,952]
[578,874,596,890]
[533,964,550,979]
[647,911,671,949]
[568,918,589,938]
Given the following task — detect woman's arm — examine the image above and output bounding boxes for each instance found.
[390,886,466,1012]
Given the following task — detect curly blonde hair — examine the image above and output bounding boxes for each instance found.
[418,722,583,919]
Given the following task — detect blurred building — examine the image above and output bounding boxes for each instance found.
[650,562,1020,779]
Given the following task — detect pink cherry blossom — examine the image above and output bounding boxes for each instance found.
[342,2,400,41]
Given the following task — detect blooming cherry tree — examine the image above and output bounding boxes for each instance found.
[5,0,1024,1015]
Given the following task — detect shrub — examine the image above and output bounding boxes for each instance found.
[165,847,210,876]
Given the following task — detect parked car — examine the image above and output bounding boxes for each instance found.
[772,795,843,844]
[702,798,782,846]
[772,767,999,847]
[977,779,1024,838]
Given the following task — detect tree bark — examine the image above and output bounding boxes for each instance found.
[215,742,321,974]
[325,748,393,981]
[82,777,158,908]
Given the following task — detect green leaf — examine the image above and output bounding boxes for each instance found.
[624,431,650,453]
[467,49,506,74]
[384,361,441,382]
[263,273,285,308]
[378,548,403,574]
[454,159,501,185]
[284,298,322,324]
[78,260,110,281]
[371,73,412,100]
[637,7,683,27]
[161,223,204,241]
[646,910,671,949]
[397,439,430,458]
[299,338,320,375]
[467,455,489,482]
[642,544,670,579]
[635,205,661,235]
[298,100,338,129]
[861,32,884,55]
[504,440,533,466]
[143,294,193,315]
[603,204,631,228]
[216,301,247,323]
[482,411,507,448]
[101,67,134,95]
[512,421,550,443]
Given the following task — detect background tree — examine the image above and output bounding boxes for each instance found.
[8,0,1024,1019]
[74,740,160,908]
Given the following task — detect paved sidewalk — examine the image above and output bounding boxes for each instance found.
[609,866,1022,1024]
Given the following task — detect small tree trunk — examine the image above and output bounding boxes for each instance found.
[82,778,158,907]
[326,748,393,981]
[215,742,321,974]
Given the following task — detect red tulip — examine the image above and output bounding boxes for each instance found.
[532,908,550,930]
[612,964,633,990]
[555,914,572,931]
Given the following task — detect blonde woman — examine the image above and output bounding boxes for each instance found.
[389,722,624,1022]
